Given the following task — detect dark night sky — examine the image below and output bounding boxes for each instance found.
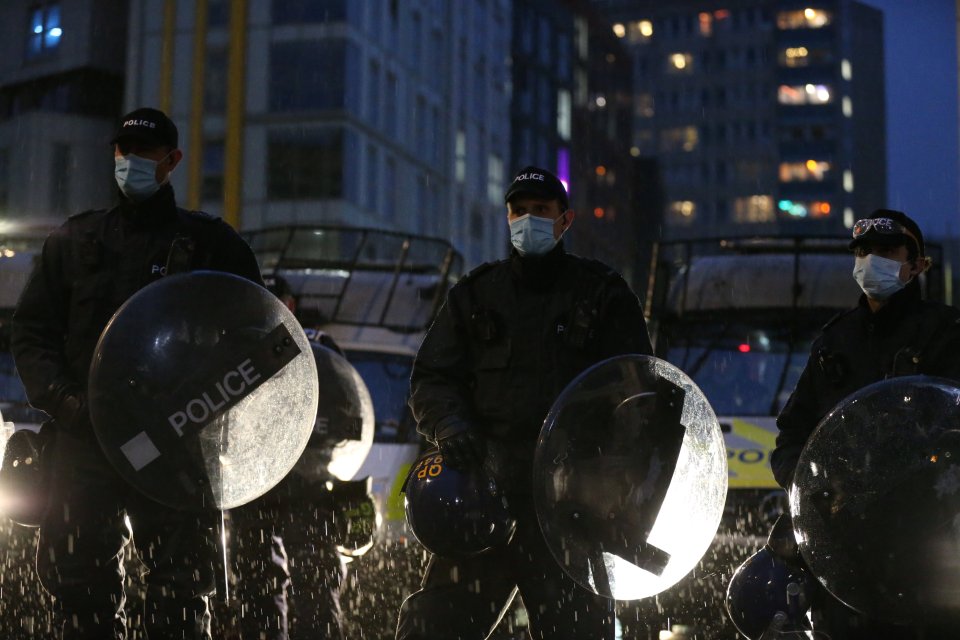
[857,0,958,239]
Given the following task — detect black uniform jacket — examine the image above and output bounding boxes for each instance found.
[409,242,653,491]
[11,185,263,429]
[771,281,960,488]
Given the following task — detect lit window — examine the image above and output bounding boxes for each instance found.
[776,8,832,29]
[698,12,713,36]
[843,170,854,192]
[733,195,774,223]
[779,160,832,182]
[455,130,466,183]
[27,3,62,58]
[612,23,626,38]
[669,200,696,224]
[778,84,833,105]
[841,59,852,80]
[627,20,653,43]
[487,155,503,205]
[777,199,832,218]
[668,52,694,73]
[557,90,572,140]
[843,207,855,228]
[842,96,853,117]
[660,126,699,153]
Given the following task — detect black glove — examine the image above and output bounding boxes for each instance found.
[50,384,88,434]
[434,418,485,470]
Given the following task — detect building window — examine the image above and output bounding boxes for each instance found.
[778,84,832,105]
[269,40,347,112]
[615,20,652,43]
[777,199,831,219]
[733,195,774,223]
[777,8,832,29]
[384,156,396,221]
[267,129,343,199]
[204,48,228,114]
[660,126,699,153]
[455,130,466,183]
[272,0,346,24]
[27,3,62,58]
[557,89,571,141]
[50,143,70,214]
[208,0,230,27]
[202,140,225,202]
[779,159,832,182]
[778,46,833,68]
[366,59,380,128]
[635,93,654,118]
[487,155,503,205]
[668,200,696,225]
[698,12,713,36]
[365,144,377,211]
[667,52,694,74]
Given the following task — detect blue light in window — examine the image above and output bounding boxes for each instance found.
[33,25,43,34]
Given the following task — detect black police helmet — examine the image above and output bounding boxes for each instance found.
[0,428,51,528]
[404,449,516,558]
[726,545,815,640]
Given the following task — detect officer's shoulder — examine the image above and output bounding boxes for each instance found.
[920,299,960,327]
[821,307,857,332]
[67,208,106,221]
[456,259,507,286]
[177,208,222,224]
[60,208,108,236]
[568,254,627,286]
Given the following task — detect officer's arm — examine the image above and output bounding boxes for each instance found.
[597,278,653,358]
[409,287,474,442]
[10,227,78,417]
[771,355,820,489]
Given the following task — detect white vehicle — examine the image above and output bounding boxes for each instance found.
[637,235,945,636]
[242,225,463,540]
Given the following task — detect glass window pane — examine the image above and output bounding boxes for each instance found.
[267,129,344,199]
[269,40,346,112]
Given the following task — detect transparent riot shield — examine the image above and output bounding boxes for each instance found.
[291,342,374,482]
[88,271,318,511]
[791,375,960,626]
[533,354,727,600]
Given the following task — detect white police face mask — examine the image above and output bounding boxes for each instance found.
[853,254,908,300]
[510,214,561,256]
[115,153,169,201]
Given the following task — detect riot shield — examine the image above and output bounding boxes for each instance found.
[533,354,727,600]
[291,342,375,482]
[791,375,960,626]
[88,271,318,511]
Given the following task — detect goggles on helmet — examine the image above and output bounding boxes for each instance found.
[851,218,920,254]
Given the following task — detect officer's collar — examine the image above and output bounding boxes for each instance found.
[509,240,566,290]
[117,183,178,224]
[858,278,922,326]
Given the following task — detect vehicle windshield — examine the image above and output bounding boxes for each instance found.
[344,349,418,443]
[661,318,820,416]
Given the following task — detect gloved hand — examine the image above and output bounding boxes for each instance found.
[434,418,485,470]
[50,384,88,434]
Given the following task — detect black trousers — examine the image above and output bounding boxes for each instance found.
[37,429,217,640]
[229,474,346,640]
[395,503,615,640]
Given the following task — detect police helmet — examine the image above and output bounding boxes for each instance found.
[404,449,516,558]
[0,428,51,527]
[726,545,815,640]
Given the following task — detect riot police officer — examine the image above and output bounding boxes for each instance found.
[11,107,263,639]
[771,209,960,638]
[395,166,653,640]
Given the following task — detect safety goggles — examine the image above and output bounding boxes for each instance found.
[851,218,920,251]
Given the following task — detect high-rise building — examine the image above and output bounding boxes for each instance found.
[124,0,512,266]
[592,0,886,239]
[0,1,128,222]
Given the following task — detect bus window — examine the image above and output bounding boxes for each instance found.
[344,350,419,443]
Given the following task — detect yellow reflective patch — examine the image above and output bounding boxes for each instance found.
[386,462,413,522]
[727,418,778,488]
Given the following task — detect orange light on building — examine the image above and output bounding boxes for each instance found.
[595,165,607,176]
[805,159,818,171]
[593,207,605,219]
[714,9,730,19]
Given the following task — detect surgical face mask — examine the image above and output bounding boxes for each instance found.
[853,253,908,300]
[115,153,168,201]
[509,214,561,257]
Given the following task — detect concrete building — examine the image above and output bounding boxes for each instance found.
[592,0,887,239]
[0,1,128,223]
[125,0,512,266]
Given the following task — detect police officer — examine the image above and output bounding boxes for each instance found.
[771,209,960,638]
[395,166,653,640]
[11,107,263,639]
[223,274,375,640]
